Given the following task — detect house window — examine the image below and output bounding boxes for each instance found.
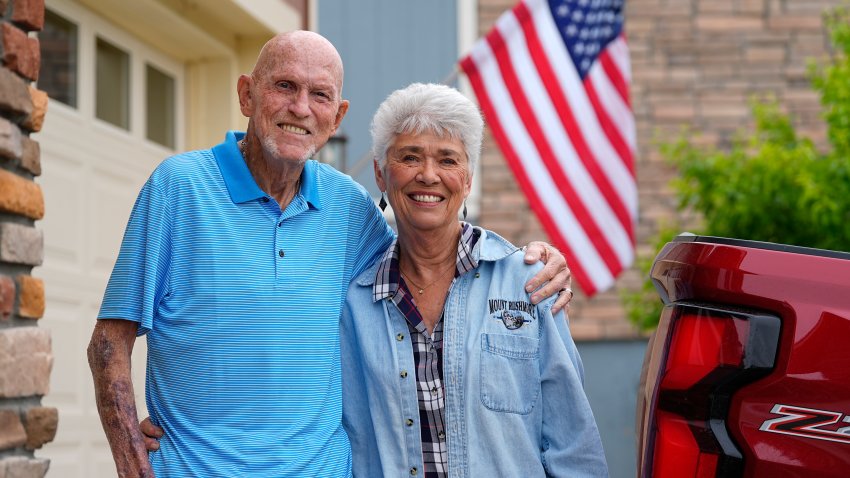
[96,37,130,129]
[146,64,175,149]
[39,9,78,107]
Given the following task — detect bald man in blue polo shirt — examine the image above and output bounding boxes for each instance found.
[87,31,571,478]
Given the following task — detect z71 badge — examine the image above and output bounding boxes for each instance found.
[760,404,850,445]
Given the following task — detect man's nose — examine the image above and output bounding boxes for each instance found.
[288,90,311,117]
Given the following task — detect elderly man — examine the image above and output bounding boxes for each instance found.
[88,31,570,478]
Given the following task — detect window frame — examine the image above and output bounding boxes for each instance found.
[42,0,185,153]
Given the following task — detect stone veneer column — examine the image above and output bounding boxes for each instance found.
[0,0,56,477]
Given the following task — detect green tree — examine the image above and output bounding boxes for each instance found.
[626,6,850,330]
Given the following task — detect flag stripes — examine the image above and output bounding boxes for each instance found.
[460,0,637,296]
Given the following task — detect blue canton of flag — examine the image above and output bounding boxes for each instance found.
[550,0,625,78]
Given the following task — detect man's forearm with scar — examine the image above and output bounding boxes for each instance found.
[88,319,154,478]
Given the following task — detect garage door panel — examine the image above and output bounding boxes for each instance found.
[39,150,84,267]
[89,169,143,274]
[41,291,87,412]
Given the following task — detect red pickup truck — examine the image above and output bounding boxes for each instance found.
[636,234,850,477]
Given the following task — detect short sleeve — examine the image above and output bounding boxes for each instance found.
[98,178,172,335]
[348,188,394,279]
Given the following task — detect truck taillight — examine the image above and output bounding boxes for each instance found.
[638,304,781,478]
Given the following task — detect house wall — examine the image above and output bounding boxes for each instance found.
[0,1,55,476]
[476,0,842,341]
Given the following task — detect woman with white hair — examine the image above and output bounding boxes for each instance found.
[341,83,608,477]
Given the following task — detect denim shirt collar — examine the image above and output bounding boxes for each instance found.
[212,130,322,209]
[356,225,519,290]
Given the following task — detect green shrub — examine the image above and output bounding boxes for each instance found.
[625,5,850,330]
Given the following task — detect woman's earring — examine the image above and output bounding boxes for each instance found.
[379,194,388,212]
[462,201,468,220]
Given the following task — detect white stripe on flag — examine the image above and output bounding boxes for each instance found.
[497,11,633,266]
[470,40,616,290]
[528,0,637,213]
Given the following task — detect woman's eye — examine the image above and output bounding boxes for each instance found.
[402,155,418,162]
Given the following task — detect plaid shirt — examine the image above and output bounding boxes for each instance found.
[372,222,480,478]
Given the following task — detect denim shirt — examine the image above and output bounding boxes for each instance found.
[341,228,609,477]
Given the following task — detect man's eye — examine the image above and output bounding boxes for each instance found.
[402,155,418,162]
[277,81,292,89]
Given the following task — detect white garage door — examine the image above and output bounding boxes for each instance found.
[35,1,183,476]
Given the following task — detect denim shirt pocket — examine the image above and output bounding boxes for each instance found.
[479,333,540,414]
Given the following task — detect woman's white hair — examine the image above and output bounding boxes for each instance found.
[370,83,484,172]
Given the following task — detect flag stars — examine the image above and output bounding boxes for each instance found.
[552,0,625,79]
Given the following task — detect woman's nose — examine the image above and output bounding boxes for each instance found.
[416,160,440,184]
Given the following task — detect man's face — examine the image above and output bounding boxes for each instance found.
[240,39,348,164]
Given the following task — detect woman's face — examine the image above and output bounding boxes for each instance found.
[375,130,471,235]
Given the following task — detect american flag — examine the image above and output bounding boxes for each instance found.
[460,0,636,296]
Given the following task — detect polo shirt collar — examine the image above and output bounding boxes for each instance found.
[212,130,322,209]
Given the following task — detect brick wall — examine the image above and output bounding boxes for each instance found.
[0,0,55,476]
[476,0,840,340]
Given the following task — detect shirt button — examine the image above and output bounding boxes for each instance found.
[475,272,480,278]
[396,333,404,341]
[278,221,283,227]
[278,249,285,258]
[410,467,418,476]
[405,418,414,427]
[400,370,408,378]
[430,387,438,395]
[438,431,445,439]
[261,197,270,203]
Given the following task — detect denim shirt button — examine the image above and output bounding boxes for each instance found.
[409,467,418,476]
[396,333,404,341]
[405,418,414,427]
[400,370,408,378]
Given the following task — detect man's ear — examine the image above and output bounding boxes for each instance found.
[237,74,253,118]
[374,158,386,192]
[331,99,350,135]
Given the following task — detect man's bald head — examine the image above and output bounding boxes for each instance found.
[252,30,345,93]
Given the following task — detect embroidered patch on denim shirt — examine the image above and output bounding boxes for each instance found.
[488,299,536,330]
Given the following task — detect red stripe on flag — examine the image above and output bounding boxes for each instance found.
[598,49,630,107]
[459,56,598,295]
[485,28,622,275]
[584,77,636,180]
[514,2,634,244]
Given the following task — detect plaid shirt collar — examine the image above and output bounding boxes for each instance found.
[373,222,480,302]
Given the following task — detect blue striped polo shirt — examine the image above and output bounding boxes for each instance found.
[98,131,394,477]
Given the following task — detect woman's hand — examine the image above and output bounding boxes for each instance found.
[523,242,573,313]
[140,417,164,452]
